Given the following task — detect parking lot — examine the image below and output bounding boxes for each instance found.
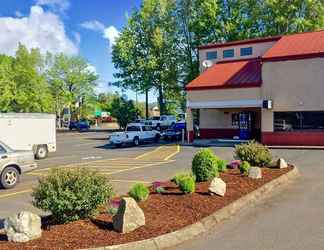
[0,131,198,221]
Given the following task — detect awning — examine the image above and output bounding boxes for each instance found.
[187,99,263,109]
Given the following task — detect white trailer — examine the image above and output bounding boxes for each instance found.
[0,113,56,159]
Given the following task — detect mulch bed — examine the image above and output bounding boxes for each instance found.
[0,166,293,250]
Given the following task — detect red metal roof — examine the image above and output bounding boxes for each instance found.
[263,30,324,61]
[186,59,262,91]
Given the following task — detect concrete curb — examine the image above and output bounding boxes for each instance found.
[85,166,300,250]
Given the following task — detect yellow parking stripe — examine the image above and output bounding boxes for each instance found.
[0,189,32,199]
[164,144,180,161]
[110,179,151,184]
[135,146,164,159]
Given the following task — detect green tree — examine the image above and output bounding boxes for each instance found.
[110,95,140,129]
[45,53,98,120]
[0,44,54,113]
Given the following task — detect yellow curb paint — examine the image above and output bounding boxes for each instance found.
[0,189,32,199]
[110,179,151,184]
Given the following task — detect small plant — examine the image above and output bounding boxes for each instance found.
[172,172,192,185]
[218,159,227,172]
[239,161,251,175]
[107,207,118,215]
[235,141,272,167]
[128,183,149,202]
[32,167,114,224]
[178,174,195,194]
[107,199,120,215]
[228,160,241,169]
[192,149,219,182]
[156,186,166,194]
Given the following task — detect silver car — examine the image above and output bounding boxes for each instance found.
[0,141,37,189]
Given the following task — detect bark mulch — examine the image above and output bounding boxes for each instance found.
[0,166,293,250]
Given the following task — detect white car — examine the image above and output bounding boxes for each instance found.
[109,123,160,147]
[145,115,176,131]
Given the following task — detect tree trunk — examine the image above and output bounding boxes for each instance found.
[158,86,165,115]
[145,88,149,119]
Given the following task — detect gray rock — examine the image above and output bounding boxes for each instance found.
[248,167,262,179]
[208,177,226,196]
[277,158,288,169]
[4,211,42,242]
[113,197,145,233]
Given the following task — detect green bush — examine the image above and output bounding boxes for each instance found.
[218,159,227,172]
[178,175,195,194]
[128,183,149,202]
[192,149,219,182]
[239,161,251,175]
[235,141,272,167]
[156,186,166,194]
[172,172,194,185]
[32,167,114,224]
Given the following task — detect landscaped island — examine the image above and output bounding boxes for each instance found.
[0,142,296,250]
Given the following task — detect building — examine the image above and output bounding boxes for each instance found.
[186,30,324,146]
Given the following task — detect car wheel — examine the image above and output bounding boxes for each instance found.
[35,145,48,159]
[1,166,20,189]
[154,134,160,143]
[133,137,140,146]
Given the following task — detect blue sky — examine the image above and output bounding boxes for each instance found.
[0,0,155,102]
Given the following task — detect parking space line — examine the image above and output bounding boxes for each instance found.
[0,189,32,199]
[135,146,164,159]
[110,179,151,184]
[164,144,180,160]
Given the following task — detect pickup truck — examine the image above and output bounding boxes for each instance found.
[109,123,160,147]
[145,115,176,131]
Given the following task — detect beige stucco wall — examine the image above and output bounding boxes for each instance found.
[199,41,276,71]
[187,87,261,102]
[200,109,235,129]
[261,57,324,132]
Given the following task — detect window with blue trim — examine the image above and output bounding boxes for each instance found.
[223,49,234,58]
[240,47,253,56]
[206,51,217,60]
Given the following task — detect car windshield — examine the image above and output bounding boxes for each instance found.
[150,117,160,121]
[0,141,13,152]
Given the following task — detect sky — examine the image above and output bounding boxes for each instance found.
[0,0,156,102]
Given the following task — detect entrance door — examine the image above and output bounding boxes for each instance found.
[239,112,255,140]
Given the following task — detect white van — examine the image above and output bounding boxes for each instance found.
[0,113,56,159]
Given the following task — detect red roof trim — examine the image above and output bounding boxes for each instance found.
[186,82,262,91]
[198,36,281,50]
[262,52,324,62]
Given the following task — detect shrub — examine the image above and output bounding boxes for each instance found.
[172,172,194,185]
[235,141,272,167]
[32,167,114,224]
[128,183,149,202]
[218,159,227,172]
[156,186,166,194]
[192,149,219,182]
[178,174,195,194]
[239,161,251,175]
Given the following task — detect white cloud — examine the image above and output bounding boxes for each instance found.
[35,0,70,13]
[15,11,23,17]
[103,26,119,46]
[86,64,97,74]
[81,20,119,48]
[0,5,78,56]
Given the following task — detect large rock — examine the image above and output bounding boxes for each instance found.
[277,158,288,169]
[208,177,226,196]
[248,167,262,179]
[113,197,145,233]
[4,211,42,242]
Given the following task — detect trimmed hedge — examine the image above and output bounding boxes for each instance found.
[192,149,219,182]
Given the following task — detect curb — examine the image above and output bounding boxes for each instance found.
[85,166,300,250]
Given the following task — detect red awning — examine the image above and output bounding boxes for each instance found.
[186,59,262,91]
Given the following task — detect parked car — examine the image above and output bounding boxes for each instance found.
[163,122,186,141]
[0,141,37,189]
[109,123,160,147]
[69,120,90,131]
[0,113,56,159]
[145,115,176,131]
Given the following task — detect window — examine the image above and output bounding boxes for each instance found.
[223,49,234,58]
[143,126,152,131]
[0,145,6,154]
[274,111,324,132]
[126,126,141,132]
[206,51,217,60]
[240,47,253,56]
[232,113,239,127]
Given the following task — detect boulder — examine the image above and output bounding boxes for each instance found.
[277,158,288,169]
[248,167,262,179]
[4,211,42,243]
[113,197,145,233]
[208,177,226,197]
